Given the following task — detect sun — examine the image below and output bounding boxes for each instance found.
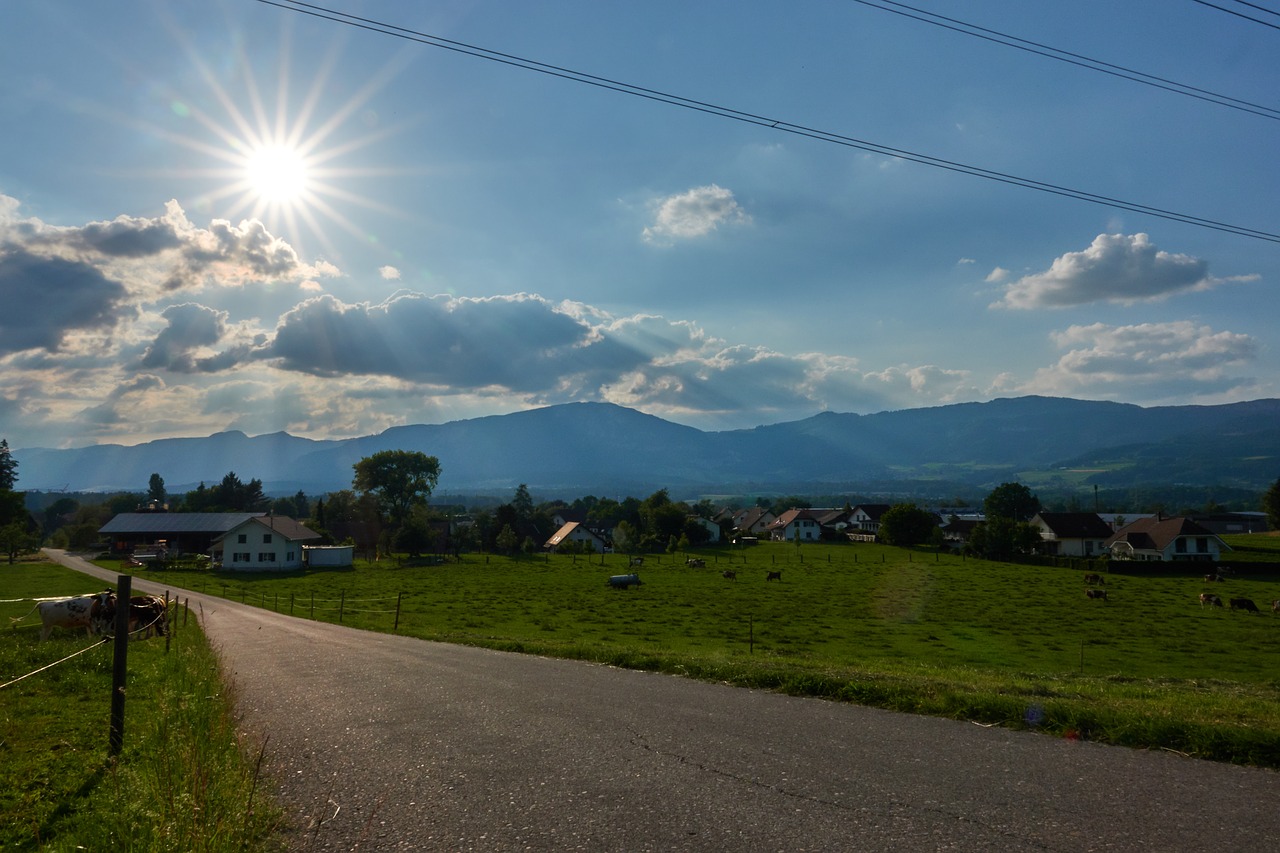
[244,143,312,206]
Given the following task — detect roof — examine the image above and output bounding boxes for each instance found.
[100,512,264,535]
[212,515,322,544]
[1105,516,1227,552]
[852,504,892,520]
[1033,512,1114,539]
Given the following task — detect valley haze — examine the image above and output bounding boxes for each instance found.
[15,396,1280,500]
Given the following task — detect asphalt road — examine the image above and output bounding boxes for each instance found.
[46,551,1280,852]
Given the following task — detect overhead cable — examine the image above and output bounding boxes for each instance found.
[254,0,1280,244]
[1189,0,1280,29]
[849,0,1280,121]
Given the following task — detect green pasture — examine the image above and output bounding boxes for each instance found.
[0,560,280,852]
[133,538,1280,766]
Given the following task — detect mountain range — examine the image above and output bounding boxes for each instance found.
[13,396,1280,500]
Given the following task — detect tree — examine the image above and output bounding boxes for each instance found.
[512,484,534,524]
[879,503,939,547]
[0,522,36,565]
[0,439,17,491]
[147,473,166,506]
[1264,477,1280,531]
[352,450,441,529]
[984,482,1041,523]
[495,524,518,555]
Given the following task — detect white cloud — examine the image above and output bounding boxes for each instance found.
[642,184,751,245]
[1023,321,1258,400]
[379,265,401,280]
[994,233,1256,309]
[985,267,1009,283]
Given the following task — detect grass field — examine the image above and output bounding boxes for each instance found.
[0,559,280,852]
[122,538,1280,767]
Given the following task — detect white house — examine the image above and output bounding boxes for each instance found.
[1104,515,1229,562]
[850,504,892,534]
[1030,512,1116,558]
[768,508,825,541]
[213,516,321,571]
[544,521,610,553]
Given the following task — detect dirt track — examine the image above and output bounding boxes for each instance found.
[48,550,1280,852]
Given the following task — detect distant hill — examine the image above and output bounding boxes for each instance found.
[14,397,1280,499]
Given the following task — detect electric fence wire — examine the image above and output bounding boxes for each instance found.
[254,0,1280,244]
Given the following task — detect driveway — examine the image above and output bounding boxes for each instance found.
[47,551,1280,851]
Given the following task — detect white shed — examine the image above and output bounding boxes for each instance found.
[304,545,354,567]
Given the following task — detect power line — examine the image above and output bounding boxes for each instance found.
[255,0,1280,244]
[848,0,1280,122]
[1189,0,1280,29]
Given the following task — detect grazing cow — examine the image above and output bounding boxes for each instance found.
[766,570,782,582]
[721,570,737,581]
[1204,573,1224,583]
[629,556,644,567]
[23,591,117,641]
[686,558,706,568]
[607,573,642,590]
[1085,588,1108,600]
[1083,573,1104,585]
[1199,592,1223,608]
[1273,600,1280,614]
[128,594,168,637]
[1229,597,1260,613]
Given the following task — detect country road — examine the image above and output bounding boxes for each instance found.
[47,551,1280,852]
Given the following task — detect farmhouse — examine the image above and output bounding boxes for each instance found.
[1105,515,1229,562]
[545,521,610,553]
[1030,512,1115,558]
[768,508,826,541]
[850,504,892,534]
[212,515,321,571]
[100,511,265,557]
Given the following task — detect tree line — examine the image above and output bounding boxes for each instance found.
[5,435,1280,563]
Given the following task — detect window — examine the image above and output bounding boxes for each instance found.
[258,552,276,562]
[232,552,250,562]
[286,551,295,562]
[1176,538,1187,553]
[237,534,247,544]
[1197,537,1209,553]
[263,533,273,544]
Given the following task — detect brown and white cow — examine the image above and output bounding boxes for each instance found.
[1085,588,1108,600]
[721,570,737,580]
[1199,592,1223,608]
[1083,573,1105,585]
[128,594,168,638]
[29,591,117,641]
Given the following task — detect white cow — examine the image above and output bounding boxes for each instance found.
[30,591,117,641]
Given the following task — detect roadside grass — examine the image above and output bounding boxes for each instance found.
[136,538,1280,768]
[0,559,281,852]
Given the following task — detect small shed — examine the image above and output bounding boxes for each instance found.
[304,545,354,567]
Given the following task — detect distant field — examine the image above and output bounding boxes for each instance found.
[118,538,1280,766]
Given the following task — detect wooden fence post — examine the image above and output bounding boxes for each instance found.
[109,574,131,757]
[394,592,402,632]
[339,590,345,623]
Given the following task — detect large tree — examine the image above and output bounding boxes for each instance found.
[878,503,939,547]
[147,473,167,506]
[352,450,442,529]
[983,482,1041,523]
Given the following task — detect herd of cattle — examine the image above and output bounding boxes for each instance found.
[1080,569,1276,613]
[607,564,787,589]
[11,591,169,641]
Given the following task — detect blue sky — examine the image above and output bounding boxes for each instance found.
[2,0,1277,451]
